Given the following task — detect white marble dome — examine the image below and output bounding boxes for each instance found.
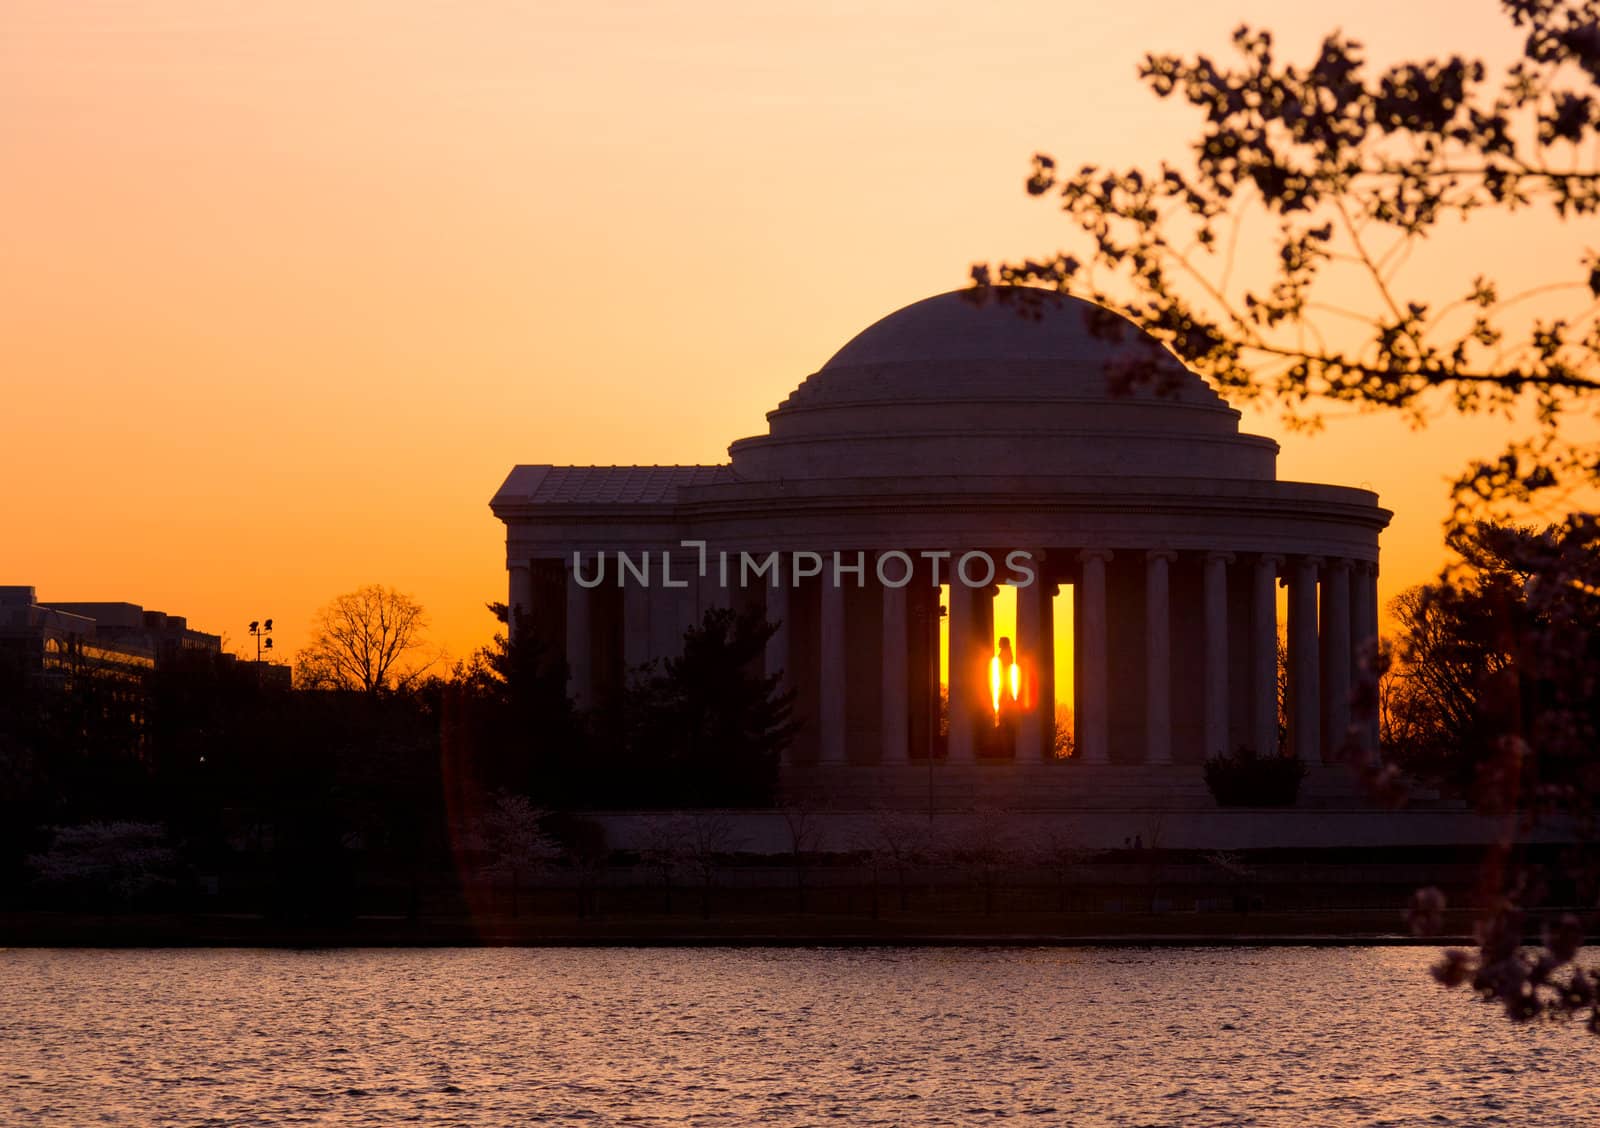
[728,290,1277,481]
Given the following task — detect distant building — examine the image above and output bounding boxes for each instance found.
[1,587,295,694]
[40,600,222,667]
[0,586,151,688]
[244,658,294,692]
[0,586,222,689]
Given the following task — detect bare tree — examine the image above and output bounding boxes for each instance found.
[672,813,741,921]
[559,817,610,921]
[296,584,431,693]
[950,806,1018,916]
[855,808,932,914]
[639,815,682,914]
[781,801,828,912]
[1051,704,1075,759]
[1030,823,1096,912]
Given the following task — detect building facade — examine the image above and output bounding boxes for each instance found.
[0,586,231,688]
[491,292,1391,806]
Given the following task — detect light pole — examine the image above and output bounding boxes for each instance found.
[248,619,274,674]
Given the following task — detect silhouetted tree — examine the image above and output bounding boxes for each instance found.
[296,584,432,693]
[454,602,581,803]
[1386,523,1600,819]
[978,0,1598,531]
[982,0,1600,1030]
[624,607,796,807]
[1382,579,1515,798]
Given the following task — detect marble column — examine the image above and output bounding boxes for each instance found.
[1076,549,1111,763]
[1252,555,1281,758]
[819,574,847,764]
[696,545,723,624]
[1349,562,1370,680]
[763,557,791,766]
[947,575,977,763]
[765,557,790,686]
[1354,561,1381,759]
[508,561,532,641]
[881,571,909,761]
[1203,551,1233,760]
[1145,550,1176,765]
[623,579,652,673]
[565,555,593,708]
[1361,564,1380,669]
[1015,567,1053,761]
[1287,556,1322,762]
[1319,558,1352,762]
[652,552,693,660]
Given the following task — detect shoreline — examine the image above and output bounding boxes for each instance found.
[1,910,1484,949]
[2,937,1470,949]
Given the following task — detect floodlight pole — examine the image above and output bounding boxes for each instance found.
[247,619,274,682]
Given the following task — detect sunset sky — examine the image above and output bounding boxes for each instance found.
[4,0,1591,666]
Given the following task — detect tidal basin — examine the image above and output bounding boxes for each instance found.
[4,946,1588,1126]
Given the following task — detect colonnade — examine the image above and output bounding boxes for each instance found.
[512,547,1381,768]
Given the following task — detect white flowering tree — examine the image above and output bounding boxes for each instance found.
[472,792,557,918]
[28,822,177,908]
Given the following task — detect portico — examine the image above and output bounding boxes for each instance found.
[491,291,1390,806]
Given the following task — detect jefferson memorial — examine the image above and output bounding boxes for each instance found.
[492,291,1390,808]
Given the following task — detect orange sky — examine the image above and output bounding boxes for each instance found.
[3,1,1592,666]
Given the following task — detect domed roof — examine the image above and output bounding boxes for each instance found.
[729,289,1277,482]
[799,289,1222,409]
[823,289,1186,374]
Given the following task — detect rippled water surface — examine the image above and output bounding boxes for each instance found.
[2,946,1591,1126]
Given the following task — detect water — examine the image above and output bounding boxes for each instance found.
[1,947,1590,1126]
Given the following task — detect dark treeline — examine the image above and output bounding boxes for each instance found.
[4,523,1596,933]
[0,602,793,918]
[460,602,795,809]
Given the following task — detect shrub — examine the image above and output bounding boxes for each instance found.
[1204,746,1307,807]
